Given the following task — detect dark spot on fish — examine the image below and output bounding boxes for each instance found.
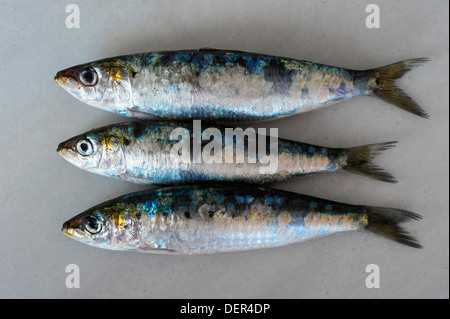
[213,54,227,67]
[301,87,309,102]
[190,52,205,67]
[330,82,351,99]
[301,87,309,95]
[234,56,247,69]
[208,211,215,218]
[264,59,293,95]
[130,70,137,78]
[158,54,173,66]
[123,138,130,146]
[231,55,259,74]
[174,193,192,207]
[132,122,147,139]
[184,211,191,219]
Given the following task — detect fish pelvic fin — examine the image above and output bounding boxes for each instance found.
[342,141,397,183]
[366,206,422,248]
[370,58,430,118]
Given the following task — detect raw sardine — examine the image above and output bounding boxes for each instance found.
[57,121,397,184]
[61,185,422,254]
[54,49,429,121]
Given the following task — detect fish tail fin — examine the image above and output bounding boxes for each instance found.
[342,141,397,183]
[370,57,430,118]
[365,206,422,248]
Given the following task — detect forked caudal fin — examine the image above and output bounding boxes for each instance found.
[343,141,397,183]
[365,206,422,248]
[371,58,430,118]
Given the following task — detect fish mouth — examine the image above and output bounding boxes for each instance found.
[62,222,74,237]
[54,70,66,79]
[62,219,85,239]
[57,138,79,156]
[54,70,79,88]
[56,140,82,167]
[54,70,69,86]
[57,140,71,155]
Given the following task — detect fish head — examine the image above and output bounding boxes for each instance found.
[55,59,135,115]
[62,210,110,246]
[57,130,127,177]
[62,207,139,250]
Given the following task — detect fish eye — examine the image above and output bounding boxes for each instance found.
[79,68,98,86]
[83,216,102,234]
[76,138,94,156]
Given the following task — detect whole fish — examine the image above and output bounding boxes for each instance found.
[54,49,429,121]
[62,185,422,254]
[57,121,397,184]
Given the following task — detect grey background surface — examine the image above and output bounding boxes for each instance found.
[0,0,448,299]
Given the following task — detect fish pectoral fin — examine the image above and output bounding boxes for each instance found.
[127,108,159,120]
[137,246,179,254]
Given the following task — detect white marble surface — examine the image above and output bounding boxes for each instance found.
[0,0,448,298]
